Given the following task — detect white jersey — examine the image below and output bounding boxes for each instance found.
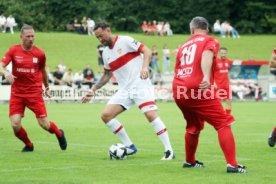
[102,36,152,90]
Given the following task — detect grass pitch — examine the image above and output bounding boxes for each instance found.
[0,102,275,184]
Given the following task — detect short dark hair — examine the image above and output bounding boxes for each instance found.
[190,16,209,30]
[93,22,110,31]
[21,24,34,34]
[220,47,228,51]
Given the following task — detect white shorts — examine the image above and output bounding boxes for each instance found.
[108,86,157,113]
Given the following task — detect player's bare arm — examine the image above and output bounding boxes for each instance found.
[199,50,214,89]
[140,46,152,80]
[41,68,51,98]
[0,62,17,84]
[81,70,112,103]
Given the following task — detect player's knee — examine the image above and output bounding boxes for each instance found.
[11,121,21,131]
[145,111,158,122]
[38,118,50,130]
[101,111,114,123]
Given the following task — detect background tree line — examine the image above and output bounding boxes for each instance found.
[0,0,275,34]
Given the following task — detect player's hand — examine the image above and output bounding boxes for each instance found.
[199,79,210,89]
[140,67,149,80]
[4,72,17,84]
[44,87,51,98]
[81,90,95,103]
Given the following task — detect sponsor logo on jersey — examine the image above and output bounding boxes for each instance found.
[33,57,38,63]
[176,67,193,78]
[15,56,23,58]
[16,68,35,73]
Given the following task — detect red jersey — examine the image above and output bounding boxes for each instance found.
[173,34,219,98]
[1,44,46,97]
[214,57,231,89]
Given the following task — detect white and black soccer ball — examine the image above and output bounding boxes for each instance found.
[109,143,127,160]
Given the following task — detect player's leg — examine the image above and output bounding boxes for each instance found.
[27,96,67,150]
[268,127,276,147]
[225,88,232,114]
[104,92,136,155]
[174,98,204,167]
[9,95,33,152]
[198,98,247,173]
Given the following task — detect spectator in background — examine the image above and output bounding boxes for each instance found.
[53,67,63,85]
[74,70,84,89]
[141,21,148,35]
[57,61,67,74]
[213,20,225,38]
[83,69,95,88]
[46,67,54,84]
[231,74,250,100]
[221,21,230,38]
[73,19,82,34]
[83,64,93,78]
[244,74,259,100]
[87,17,95,36]
[162,44,170,75]
[151,20,158,35]
[97,44,105,73]
[62,68,74,87]
[81,16,87,34]
[269,48,276,76]
[157,21,164,36]
[164,22,173,36]
[0,14,6,32]
[150,45,160,73]
[227,22,240,39]
[152,71,164,86]
[3,15,16,34]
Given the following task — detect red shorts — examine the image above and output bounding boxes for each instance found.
[9,94,47,118]
[216,87,231,100]
[174,98,235,133]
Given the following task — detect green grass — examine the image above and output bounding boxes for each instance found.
[0,32,275,73]
[0,102,276,184]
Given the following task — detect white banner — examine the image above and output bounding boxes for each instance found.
[0,84,173,101]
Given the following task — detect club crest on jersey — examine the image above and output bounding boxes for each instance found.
[33,57,38,63]
[117,48,122,55]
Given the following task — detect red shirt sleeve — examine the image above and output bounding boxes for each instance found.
[1,47,14,65]
[204,39,220,57]
[39,52,46,69]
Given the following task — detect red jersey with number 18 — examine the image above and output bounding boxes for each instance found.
[1,44,46,97]
[172,34,219,98]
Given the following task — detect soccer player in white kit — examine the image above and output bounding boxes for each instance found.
[82,22,174,160]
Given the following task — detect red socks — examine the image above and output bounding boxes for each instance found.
[225,109,231,114]
[14,127,33,147]
[274,127,276,134]
[48,122,62,137]
[185,132,199,164]
[218,126,238,166]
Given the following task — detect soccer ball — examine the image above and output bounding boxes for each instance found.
[109,143,127,160]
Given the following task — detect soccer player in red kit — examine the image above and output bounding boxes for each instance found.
[0,25,67,152]
[214,47,232,114]
[172,17,247,173]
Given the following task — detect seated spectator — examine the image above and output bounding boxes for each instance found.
[74,70,84,89]
[157,21,164,36]
[213,20,225,38]
[58,60,67,74]
[73,19,83,34]
[46,67,54,84]
[53,67,63,85]
[227,22,240,39]
[230,74,250,100]
[81,16,87,34]
[87,17,95,36]
[164,22,173,36]
[83,69,95,88]
[0,14,6,32]
[151,20,158,35]
[62,68,74,87]
[221,21,231,38]
[3,15,16,34]
[244,74,259,99]
[141,21,148,35]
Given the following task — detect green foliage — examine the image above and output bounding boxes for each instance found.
[0,0,275,33]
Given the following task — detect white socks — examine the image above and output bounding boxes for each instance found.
[106,119,133,147]
[151,117,173,152]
